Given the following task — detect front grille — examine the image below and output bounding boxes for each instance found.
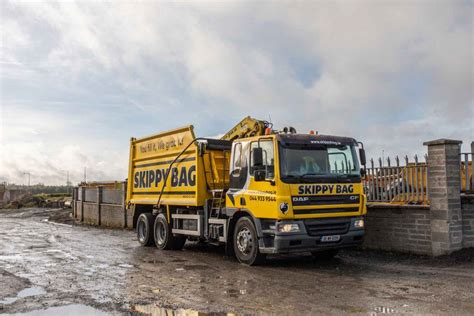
[304,218,351,237]
[292,195,360,206]
[294,207,359,215]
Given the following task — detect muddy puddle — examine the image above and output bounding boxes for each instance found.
[3,304,109,316]
[0,287,46,305]
[133,304,236,316]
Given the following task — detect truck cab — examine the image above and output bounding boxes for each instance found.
[226,133,366,262]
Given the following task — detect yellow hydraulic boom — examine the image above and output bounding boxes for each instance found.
[220,116,272,141]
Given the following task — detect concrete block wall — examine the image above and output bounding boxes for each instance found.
[364,205,432,255]
[100,204,127,228]
[83,203,99,226]
[72,185,128,229]
[126,208,134,229]
[73,201,127,228]
[461,195,474,248]
[102,189,123,204]
[0,190,5,208]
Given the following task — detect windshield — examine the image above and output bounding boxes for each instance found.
[279,144,360,180]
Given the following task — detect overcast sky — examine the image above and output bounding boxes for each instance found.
[0,1,473,186]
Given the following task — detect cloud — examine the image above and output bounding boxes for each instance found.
[0,103,128,185]
[0,0,472,184]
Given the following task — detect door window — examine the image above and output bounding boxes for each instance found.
[232,143,242,173]
[250,140,275,179]
[230,141,249,189]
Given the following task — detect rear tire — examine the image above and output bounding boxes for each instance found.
[154,213,186,250]
[137,213,155,247]
[233,217,265,265]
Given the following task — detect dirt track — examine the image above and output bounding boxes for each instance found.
[0,208,473,315]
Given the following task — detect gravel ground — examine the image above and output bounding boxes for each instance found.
[0,208,473,315]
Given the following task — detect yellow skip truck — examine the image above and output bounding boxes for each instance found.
[127,118,367,265]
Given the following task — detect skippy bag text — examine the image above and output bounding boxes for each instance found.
[298,184,354,195]
[134,166,196,189]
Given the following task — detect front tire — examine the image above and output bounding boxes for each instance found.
[137,213,155,247]
[233,217,265,265]
[153,213,186,250]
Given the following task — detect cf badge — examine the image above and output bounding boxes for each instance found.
[279,202,289,214]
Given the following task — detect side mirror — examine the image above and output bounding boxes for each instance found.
[254,170,266,181]
[359,148,366,167]
[252,147,263,167]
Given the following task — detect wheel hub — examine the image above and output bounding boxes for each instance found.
[236,228,252,254]
[155,221,165,245]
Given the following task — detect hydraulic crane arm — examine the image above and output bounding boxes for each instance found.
[220,116,272,141]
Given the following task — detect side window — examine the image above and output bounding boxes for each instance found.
[250,140,275,179]
[232,143,242,172]
[241,142,249,170]
[230,141,250,189]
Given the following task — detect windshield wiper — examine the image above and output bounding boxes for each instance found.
[300,173,324,178]
[329,173,352,178]
[283,173,356,181]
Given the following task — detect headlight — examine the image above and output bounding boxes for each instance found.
[277,223,300,233]
[354,219,364,228]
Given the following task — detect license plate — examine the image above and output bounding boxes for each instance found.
[321,235,340,242]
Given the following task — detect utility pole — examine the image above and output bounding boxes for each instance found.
[23,172,31,187]
[67,170,72,195]
[83,167,87,184]
[66,170,70,194]
[61,170,70,194]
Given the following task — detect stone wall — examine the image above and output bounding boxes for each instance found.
[424,139,463,255]
[363,139,473,256]
[364,204,432,255]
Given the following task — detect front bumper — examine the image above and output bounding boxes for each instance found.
[256,217,365,254]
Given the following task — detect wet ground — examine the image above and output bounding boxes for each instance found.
[0,208,473,315]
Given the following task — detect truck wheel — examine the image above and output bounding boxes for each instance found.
[137,213,155,247]
[233,217,265,265]
[153,214,186,250]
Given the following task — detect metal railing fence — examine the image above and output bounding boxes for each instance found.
[460,152,473,192]
[364,155,429,205]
